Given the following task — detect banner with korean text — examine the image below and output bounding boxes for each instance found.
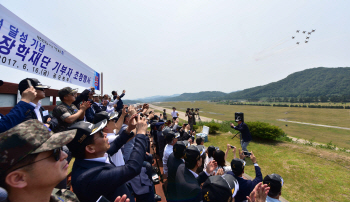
[0,4,100,90]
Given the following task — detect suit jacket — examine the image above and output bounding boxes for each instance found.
[227,165,262,202]
[0,101,34,133]
[174,164,208,202]
[166,153,184,200]
[232,122,252,142]
[127,167,153,195]
[23,106,58,131]
[71,132,147,202]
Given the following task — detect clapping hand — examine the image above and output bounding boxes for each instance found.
[205,160,218,174]
[246,182,270,202]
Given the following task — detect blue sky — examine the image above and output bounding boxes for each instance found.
[0,1,349,99]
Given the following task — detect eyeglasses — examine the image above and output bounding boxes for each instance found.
[11,148,62,172]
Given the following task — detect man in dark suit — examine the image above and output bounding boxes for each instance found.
[18,78,58,131]
[174,145,218,202]
[0,80,37,133]
[166,141,186,200]
[226,151,262,202]
[67,114,148,202]
[230,116,252,152]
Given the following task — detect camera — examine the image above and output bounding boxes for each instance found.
[230,145,235,149]
[243,151,251,157]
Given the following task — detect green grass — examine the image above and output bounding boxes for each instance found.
[203,132,350,202]
[154,101,350,149]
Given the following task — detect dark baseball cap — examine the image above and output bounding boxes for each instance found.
[93,111,119,124]
[263,174,284,195]
[58,87,78,98]
[184,145,201,163]
[231,158,246,176]
[18,78,50,94]
[66,120,107,155]
[0,120,76,175]
[202,174,239,202]
[173,141,187,159]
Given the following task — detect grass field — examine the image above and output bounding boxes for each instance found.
[202,131,350,202]
[154,101,350,149]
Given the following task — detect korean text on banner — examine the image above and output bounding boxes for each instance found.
[0,4,100,90]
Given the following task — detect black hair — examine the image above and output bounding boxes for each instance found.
[70,135,95,159]
[207,146,216,158]
[268,191,281,198]
[185,158,198,170]
[196,137,203,145]
[213,150,226,167]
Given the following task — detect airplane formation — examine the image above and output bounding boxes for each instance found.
[293,29,315,44]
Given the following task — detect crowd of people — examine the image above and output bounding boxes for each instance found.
[0,77,285,202]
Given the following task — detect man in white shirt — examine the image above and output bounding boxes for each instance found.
[171,107,179,121]
[162,130,179,177]
[263,174,284,202]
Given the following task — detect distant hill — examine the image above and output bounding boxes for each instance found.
[224,67,350,99]
[164,91,227,101]
[138,94,180,102]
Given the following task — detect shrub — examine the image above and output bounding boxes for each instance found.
[202,122,220,134]
[246,121,285,140]
[193,125,199,131]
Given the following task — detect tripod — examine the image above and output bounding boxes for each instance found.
[231,132,241,140]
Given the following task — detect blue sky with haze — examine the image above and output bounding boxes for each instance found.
[0,1,349,99]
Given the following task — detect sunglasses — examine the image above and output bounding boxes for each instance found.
[11,148,62,172]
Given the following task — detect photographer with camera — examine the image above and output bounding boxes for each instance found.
[185,108,196,131]
[230,116,252,152]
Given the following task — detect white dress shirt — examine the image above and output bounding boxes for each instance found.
[162,144,173,176]
[106,133,125,166]
[171,111,178,118]
[31,101,43,123]
[85,153,111,164]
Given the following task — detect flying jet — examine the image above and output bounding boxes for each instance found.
[296,42,300,44]
[308,32,311,35]
[302,31,306,34]
[305,41,308,43]
[296,30,300,33]
[292,36,295,39]
[312,29,316,32]
[306,37,310,39]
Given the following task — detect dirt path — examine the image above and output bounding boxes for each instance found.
[277,119,350,130]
